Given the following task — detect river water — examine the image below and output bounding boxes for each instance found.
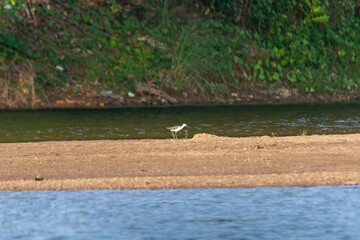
[1,186,360,239]
[1,103,360,239]
[0,103,360,142]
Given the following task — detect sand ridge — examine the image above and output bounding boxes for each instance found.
[1,133,360,191]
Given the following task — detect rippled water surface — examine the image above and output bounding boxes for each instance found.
[0,103,360,142]
[1,186,360,239]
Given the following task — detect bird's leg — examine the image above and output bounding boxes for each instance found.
[175,131,178,139]
[170,131,175,139]
[185,130,188,139]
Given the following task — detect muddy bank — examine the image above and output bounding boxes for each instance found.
[0,133,360,191]
[1,84,360,109]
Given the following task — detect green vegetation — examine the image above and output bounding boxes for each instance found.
[0,0,360,104]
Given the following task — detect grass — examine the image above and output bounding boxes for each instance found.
[299,130,308,136]
[0,0,360,105]
[0,0,248,98]
[169,21,230,95]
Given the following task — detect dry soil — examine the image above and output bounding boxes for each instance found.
[1,133,360,191]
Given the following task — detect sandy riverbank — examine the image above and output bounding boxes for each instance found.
[1,133,359,191]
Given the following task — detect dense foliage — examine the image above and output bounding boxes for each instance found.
[0,0,359,97]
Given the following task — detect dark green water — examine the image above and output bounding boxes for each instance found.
[0,103,360,143]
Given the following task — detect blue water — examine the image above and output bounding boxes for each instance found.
[1,186,359,239]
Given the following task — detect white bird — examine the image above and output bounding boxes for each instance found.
[166,123,188,139]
